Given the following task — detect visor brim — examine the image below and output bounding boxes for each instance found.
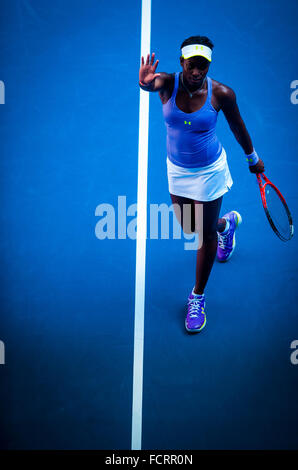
[182,53,212,62]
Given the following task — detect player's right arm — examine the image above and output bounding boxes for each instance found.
[139,53,171,92]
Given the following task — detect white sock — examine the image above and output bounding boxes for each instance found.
[192,287,204,298]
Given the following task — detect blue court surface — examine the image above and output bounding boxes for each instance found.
[0,0,298,450]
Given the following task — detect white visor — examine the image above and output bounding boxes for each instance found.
[181,44,212,62]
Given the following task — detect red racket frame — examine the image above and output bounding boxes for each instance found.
[256,172,294,241]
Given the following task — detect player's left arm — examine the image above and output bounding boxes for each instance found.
[217,85,264,173]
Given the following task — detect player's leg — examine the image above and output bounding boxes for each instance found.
[169,193,196,234]
[170,193,223,332]
[193,196,223,295]
[185,196,223,332]
[170,193,224,293]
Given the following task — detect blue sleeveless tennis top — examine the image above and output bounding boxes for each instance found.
[162,72,222,168]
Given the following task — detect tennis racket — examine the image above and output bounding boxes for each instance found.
[256,172,294,242]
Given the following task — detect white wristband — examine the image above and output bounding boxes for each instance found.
[245,149,259,166]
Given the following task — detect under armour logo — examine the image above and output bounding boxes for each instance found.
[184,121,191,125]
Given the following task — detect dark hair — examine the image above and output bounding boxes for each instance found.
[180,35,214,51]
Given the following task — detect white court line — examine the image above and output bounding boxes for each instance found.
[131,0,151,451]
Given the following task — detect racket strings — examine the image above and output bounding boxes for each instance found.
[265,185,292,240]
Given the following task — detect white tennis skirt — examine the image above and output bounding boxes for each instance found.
[166,147,233,202]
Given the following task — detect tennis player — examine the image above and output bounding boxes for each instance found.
[139,36,265,333]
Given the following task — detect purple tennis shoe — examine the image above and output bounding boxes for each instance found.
[185,289,206,333]
[217,210,242,262]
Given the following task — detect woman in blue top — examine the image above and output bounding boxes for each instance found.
[139,35,264,333]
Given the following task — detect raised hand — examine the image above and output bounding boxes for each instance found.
[139,52,161,85]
